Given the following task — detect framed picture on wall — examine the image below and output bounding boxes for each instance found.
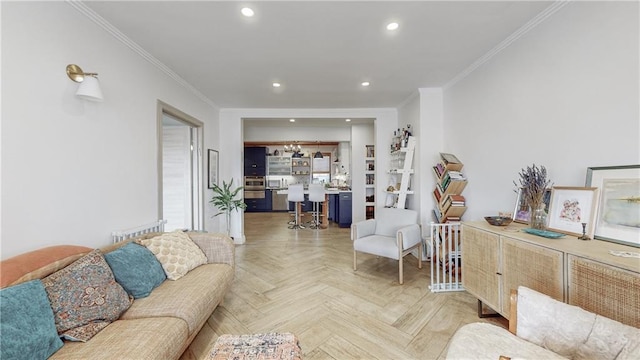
[547,186,599,237]
[586,165,640,248]
[208,149,219,189]
[513,188,552,224]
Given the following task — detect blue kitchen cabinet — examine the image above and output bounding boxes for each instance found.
[338,192,352,228]
[244,147,267,176]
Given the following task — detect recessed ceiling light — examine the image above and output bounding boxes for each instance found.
[272,82,281,88]
[345,119,351,122]
[361,81,370,87]
[241,7,254,17]
[386,22,399,31]
[289,119,295,123]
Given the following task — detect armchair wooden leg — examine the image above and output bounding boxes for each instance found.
[399,258,404,284]
[418,243,423,269]
[353,251,357,271]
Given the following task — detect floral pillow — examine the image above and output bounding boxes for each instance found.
[42,250,132,342]
[136,230,208,281]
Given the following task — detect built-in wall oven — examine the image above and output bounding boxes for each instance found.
[244,176,265,199]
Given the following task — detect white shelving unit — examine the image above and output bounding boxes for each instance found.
[365,145,375,219]
[385,136,415,209]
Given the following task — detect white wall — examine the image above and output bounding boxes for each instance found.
[244,125,351,143]
[443,1,639,221]
[1,2,219,259]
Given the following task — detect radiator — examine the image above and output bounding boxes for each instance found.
[429,222,464,292]
[111,220,167,243]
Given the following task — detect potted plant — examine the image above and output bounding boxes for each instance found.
[210,179,247,237]
[514,164,552,229]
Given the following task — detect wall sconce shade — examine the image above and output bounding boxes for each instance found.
[66,64,103,102]
[76,76,103,102]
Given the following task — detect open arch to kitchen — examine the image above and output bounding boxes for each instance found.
[219,109,397,244]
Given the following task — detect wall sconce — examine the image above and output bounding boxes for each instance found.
[66,64,103,102]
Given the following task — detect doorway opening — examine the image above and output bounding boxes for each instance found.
[157,101,204,231]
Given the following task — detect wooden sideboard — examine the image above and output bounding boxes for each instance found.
[461,221,640,328]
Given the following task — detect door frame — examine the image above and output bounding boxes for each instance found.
[157,100,205,230]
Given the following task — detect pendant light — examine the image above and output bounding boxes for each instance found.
[313,141,323,159]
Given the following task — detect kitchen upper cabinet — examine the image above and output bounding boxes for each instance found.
[244,147,267,176]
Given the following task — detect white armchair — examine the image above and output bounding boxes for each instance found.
[351,208,422,284]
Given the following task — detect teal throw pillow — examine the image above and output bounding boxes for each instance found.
[104,242,166,299]
[0,280,64,360]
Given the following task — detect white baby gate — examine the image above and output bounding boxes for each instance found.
[429,222,464,292]
[111,220,167,243]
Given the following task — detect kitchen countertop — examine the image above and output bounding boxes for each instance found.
[275,188,351,194]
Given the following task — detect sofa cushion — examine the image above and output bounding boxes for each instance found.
[120,263,233,334]
[374,208,418,237]
[517,286,640,360]
[136,230,208,280]
[42,250,132,342]
[0,280,64,360]
[0,245,92,288]
[354,235,401,260]
[446,322,567,359]
[104,243,166,299]
[48,317,189,360]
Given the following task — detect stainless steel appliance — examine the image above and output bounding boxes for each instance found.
[244,176,265,199]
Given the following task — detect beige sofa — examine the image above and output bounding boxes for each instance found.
[0,232,235,360]
[446,286,640,360]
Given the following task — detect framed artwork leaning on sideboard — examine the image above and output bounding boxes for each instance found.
[586,165,640,248]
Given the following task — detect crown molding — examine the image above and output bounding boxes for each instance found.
[66,0,219,109]
[444,0,572,90]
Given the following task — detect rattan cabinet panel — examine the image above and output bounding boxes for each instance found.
[568,255,640,328]
[501,237,564,314]
[462,221,639,325]
[461,226,501,313]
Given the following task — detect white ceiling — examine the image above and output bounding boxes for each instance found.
[84,1,553,109]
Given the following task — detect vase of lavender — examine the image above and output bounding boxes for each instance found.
[515,164,552,230]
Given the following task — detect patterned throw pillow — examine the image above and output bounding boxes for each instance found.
[136,231,208,281]
[42,250,132,342]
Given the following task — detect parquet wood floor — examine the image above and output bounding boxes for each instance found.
[183,212,507,360]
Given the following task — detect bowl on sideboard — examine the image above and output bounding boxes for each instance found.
[484,216,513,226]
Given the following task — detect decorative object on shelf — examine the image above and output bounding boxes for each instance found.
[530,202,548,230]
[521,228,566,239]
[209,179,247,236]
[578,222,591,240]
[514,164,552,229]
[513,188,551,224]
[484,216,513,226]
[586,165,640,248]
[547,186,599,237]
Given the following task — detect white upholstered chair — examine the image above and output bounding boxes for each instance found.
[351,207,422,284]
[287,184,305,229]
[307,183,326,229]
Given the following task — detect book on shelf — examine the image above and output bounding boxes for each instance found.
[433,187,442,203]
[439,152,463,171]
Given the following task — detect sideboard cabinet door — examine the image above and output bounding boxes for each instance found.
[568,255,640,328]
[462,226,501,315]
[501,236,564,314]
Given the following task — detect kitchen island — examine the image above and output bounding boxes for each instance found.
[275,188,351,228]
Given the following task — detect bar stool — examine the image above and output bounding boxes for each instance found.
[287,184,305,229]
[308,183,326,229]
